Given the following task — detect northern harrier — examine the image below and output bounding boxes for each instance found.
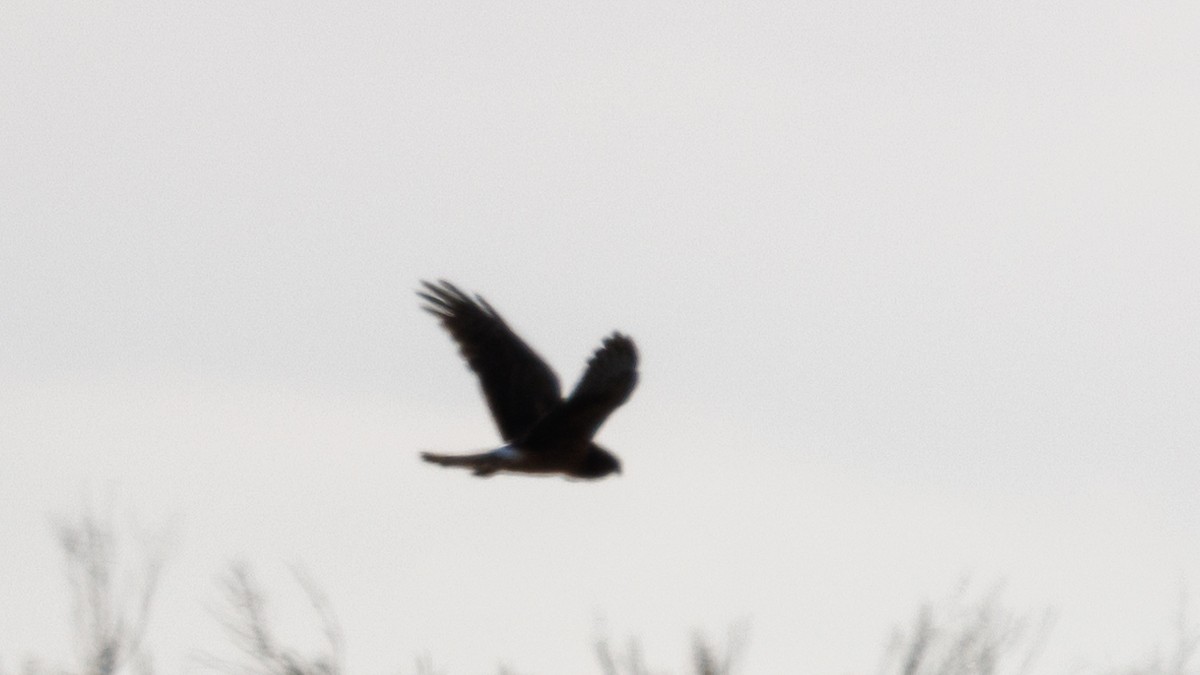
[418,280,637,479]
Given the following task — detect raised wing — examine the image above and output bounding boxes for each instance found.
[522,333,638,455]
[419,280,562,441]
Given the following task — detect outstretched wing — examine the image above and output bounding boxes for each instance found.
[419,280,562,441]
[522,333,638,455]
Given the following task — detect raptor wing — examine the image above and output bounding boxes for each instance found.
[419,280,562,441]
[522,333,638,456]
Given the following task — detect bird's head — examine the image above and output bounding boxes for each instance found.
[575,444,622,479]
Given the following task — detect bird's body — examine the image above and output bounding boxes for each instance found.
[418,280,637,480]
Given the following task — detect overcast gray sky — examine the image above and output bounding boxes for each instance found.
[3,2,1199,673]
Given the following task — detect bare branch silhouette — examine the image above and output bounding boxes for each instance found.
[54,505,169,675]
[691,621,749,675]
[594,635,658,675]
[595,624,747,675]
[21,509,1200,675]
[201,563,342,675]
[876,583,1054,675]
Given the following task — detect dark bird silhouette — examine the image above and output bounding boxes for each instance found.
[418,280,637,479]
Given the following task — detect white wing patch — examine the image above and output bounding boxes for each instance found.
[492,445,521,463]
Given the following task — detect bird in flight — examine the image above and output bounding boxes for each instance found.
[418,280,637,479]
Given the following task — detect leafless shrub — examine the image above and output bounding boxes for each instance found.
[201,563,343,675]
[877,583,1054,675]
[691,621,749,675]
[595,635,659,675]
[54,505,169,675]
[595,622,748,675]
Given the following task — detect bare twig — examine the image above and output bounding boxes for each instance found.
[594,622,748,675]
[691,620,749,675]
[202,563,342,675]
[877,583,1054,675]
[55,504,170,675]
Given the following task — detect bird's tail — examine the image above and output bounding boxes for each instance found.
[420,451,499,477]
